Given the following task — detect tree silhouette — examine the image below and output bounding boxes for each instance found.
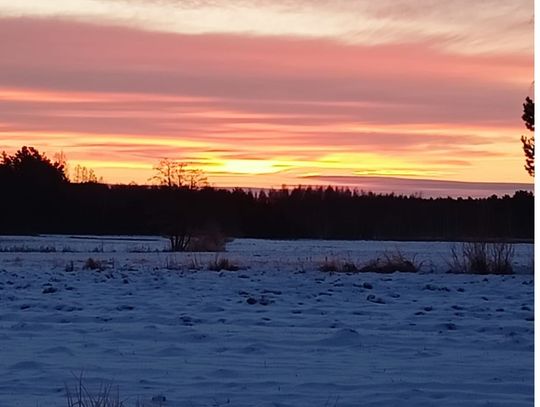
[150,158,186,188]
[149,158,210,251]
[150,158,208,189]
[521,96,534,176]
[0,146,67,186]
[72,164,101,183]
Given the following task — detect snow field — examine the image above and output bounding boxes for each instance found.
[0,236,534,407]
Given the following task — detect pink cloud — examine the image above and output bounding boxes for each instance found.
[0,17,533,187]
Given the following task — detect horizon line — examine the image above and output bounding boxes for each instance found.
[94,175,533,199]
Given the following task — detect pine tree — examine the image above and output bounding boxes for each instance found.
[521,96,534,177]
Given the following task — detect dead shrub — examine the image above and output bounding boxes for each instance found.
[167,231,191,252]
[167,228,231,252]
[449,242,514,274]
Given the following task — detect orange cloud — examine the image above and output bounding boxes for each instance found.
[0,17,533,192]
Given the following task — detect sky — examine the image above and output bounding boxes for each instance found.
[0,0,534,196]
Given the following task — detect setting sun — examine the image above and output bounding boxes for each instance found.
[0,0,533,196]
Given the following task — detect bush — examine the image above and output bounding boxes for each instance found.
[167,231,191,252]
[449,242,514,274]
[167,229,231,252]
[359,251,422,273]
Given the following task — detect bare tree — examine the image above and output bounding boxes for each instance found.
[150,158,186,188]
[150,158,208,189]
[51,152,102,184]
[72,164,100,183]
[150,158,210,251]
[186,168,209,190]
[53,151,69,180]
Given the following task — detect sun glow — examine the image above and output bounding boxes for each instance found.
[215,159,288,175]
[0,2,533,193]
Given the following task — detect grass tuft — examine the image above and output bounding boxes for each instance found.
[448,242,514,274]
[64,374,163,407]
[65,374,125,407]
[360,251,422,273]
[319,257,358,273]
[208,255,240,271]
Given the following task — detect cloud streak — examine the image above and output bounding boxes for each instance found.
[0,0,532,54]
[0,12,533,192]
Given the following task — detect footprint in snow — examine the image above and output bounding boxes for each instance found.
[367,294,385,304]
[42,287,58,294]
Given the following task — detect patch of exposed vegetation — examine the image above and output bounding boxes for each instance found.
[359,251,422,273]
[208,256,240,271]
[319,257,358,273]
[448,242,514,275]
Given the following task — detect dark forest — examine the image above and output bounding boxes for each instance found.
[0,180,533,241]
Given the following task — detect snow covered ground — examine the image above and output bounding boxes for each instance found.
[0,236,534,406]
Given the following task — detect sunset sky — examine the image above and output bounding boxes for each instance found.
[0,0,534,196]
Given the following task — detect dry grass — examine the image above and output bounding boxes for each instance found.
[319,251,421,274]
[448,242,514,274]
[359,251,422,273]
[208,255,240,271]
[64,375,163,407]
[65,374,125,407]
[167,229,232,252]
[164,256,183,270]
[319,257,358,273]
[0,245,57,253]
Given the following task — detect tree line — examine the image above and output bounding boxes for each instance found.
[0,147,533,241]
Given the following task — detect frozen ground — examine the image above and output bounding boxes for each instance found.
[0,236,534,407]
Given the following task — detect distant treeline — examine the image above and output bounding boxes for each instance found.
[0,182,533,241]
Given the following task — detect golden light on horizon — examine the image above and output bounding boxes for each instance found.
[0,1,533,194]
